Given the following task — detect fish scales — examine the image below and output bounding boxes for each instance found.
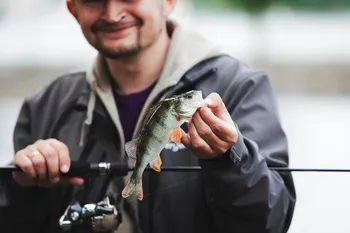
[134,102,178,174]
[122,90,208,201]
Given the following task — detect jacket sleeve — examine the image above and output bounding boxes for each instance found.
[199,72,296,233]
[0,99,59,232]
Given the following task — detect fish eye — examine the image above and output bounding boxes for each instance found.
[185,95,192,99]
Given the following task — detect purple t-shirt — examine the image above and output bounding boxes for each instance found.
[114,82,156,142]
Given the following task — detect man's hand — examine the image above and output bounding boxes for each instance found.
[12,139,84,187]
[181,93,238,159]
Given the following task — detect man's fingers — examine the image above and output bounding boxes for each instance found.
[36,140,60,183]
[47,139,70,174]
[67,177,85,185]
[13,151,37,179]
[37,177,84,187]
[61,177,84,185]
[204,93,232,122]
[180,129,191,148]
[193,111,231,154]
[29,149,48,180]
[12,173,37,187]
[204,93,224,115]
[188,119,213,156]
[193,112,220,147]
[12,139,71,188]
[199,107,237,144]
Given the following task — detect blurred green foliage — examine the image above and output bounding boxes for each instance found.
[192,0,350,13]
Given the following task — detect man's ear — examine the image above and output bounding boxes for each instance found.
[163,0,177,17]
[66,0,77,18]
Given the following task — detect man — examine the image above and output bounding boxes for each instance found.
[0,0,296,233]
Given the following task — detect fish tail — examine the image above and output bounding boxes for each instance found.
[122,175,144,200]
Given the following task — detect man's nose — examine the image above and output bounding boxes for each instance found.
[101,0,127,23]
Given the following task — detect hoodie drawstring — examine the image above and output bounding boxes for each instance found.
[79,91,96,147]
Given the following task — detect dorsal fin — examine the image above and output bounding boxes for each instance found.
[142,101,163,126]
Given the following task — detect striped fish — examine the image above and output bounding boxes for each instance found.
[122,90,208,200]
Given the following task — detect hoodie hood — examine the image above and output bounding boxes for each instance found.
[149,19,227,95]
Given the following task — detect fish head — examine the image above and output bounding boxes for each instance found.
[172,90,208,119]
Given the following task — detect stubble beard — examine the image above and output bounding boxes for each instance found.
[95,24,164,60]
[94,29,142,59]
[96,41,142,59]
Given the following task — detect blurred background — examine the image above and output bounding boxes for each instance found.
[1,0,350,232]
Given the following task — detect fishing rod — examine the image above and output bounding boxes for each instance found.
[1,162,350,177]
[2,162,350,232]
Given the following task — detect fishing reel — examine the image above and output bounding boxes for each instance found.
[59,195,122,232]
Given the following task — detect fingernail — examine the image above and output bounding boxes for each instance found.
[61,165,69,173]
[200,106,208,112]
[52,177,60,183]
[204,99,211,106]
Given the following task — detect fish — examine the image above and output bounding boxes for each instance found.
[121,90,209,201]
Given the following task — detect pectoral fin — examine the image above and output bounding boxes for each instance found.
[125,138,139,166]
[149,155,162,172]
[168,126,182,144]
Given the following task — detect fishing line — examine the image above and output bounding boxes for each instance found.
[149,167,350,173]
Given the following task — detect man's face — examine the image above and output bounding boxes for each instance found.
[69,0,175,59]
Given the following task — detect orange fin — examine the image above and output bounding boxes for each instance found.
[168,126,182,144]
[150,155,162,172]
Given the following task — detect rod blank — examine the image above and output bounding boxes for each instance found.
[2,163,350,178]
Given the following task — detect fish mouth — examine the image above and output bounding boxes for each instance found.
[178,109,196,118]
[178,102,206,118]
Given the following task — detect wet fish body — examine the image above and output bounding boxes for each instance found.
[121,90,208,200]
